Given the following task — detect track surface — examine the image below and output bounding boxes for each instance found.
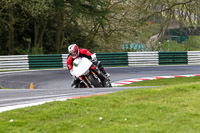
[0,65,200,109]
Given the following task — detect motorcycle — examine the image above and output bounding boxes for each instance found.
[72,57,112,88]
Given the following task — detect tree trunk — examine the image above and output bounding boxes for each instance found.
[34,21,39,54]
[38,19,47,48]
[55,11,64,54]
[8,6,14,55]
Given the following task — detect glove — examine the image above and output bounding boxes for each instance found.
[70,70,74,76]
[91,53,97,62]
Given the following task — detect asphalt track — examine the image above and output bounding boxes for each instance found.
[0,65,200,111]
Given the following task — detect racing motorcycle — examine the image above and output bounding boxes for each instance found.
[73,57,112,88]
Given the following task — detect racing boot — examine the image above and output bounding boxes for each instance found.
[100,68,110,78]
[96,61,110,78]
[100,68,112,87]
[93,62,111,87]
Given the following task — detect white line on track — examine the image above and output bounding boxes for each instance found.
[0,92,92,102]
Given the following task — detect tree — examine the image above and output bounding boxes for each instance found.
[21,0,53,54]
[96,0,199,51]
[0,0,21,55]
[1,0,200,55]
[53,0,64,54]
[62,0,111,52]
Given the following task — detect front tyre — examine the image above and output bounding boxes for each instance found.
[103,79,112,87]
[88,74,102,87]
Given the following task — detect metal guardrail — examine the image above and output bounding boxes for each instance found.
[96,52,128,67]
[187,51,200,65]
[62,53,128,68]
[62,54,69,68]
[28,55,63,69]
[1,51,200,71]
[128,52,158,66]
[0,55,29,71]
[159,52,188,65]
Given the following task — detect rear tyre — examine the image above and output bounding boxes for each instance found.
[88,74,102,87]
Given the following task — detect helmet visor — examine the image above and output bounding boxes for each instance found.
[71,50,78,58]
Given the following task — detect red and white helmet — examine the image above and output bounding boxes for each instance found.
[68,44,79,59]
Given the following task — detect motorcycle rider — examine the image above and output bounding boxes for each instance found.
[67,44,110,88]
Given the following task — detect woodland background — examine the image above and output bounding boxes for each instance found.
[0,0,200,55]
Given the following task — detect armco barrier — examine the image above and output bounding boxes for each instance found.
[0,55,29,71]
[28,54,63,69]
[128,52,158,66]
[96,52,128,67]
[62,54,68,68]
[187,51,200,65]
[159,52,188,65]
[1,51,200,71]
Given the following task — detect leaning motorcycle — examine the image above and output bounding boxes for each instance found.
[72,57,112,88]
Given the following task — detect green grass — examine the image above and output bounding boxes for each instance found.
[0,87,10,89]
[124,76,200,87]
[1,78,200,132]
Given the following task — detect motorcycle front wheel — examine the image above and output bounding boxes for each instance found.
[88,74,103,88]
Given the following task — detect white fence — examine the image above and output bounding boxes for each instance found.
[0,55,29,71]
[128,52,159,66]
[187,51,200,65]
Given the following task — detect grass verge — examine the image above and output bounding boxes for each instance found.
[124,76,200,87]
[0,80,200,132]
[0,88,10,89]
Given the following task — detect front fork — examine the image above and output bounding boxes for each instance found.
[79,76,90,88]
[90,65,106,81]
[84,71,100,87]
[79,65,107,88]
[81,71,102,88]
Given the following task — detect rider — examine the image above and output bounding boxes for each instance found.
[67,44,110,88]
